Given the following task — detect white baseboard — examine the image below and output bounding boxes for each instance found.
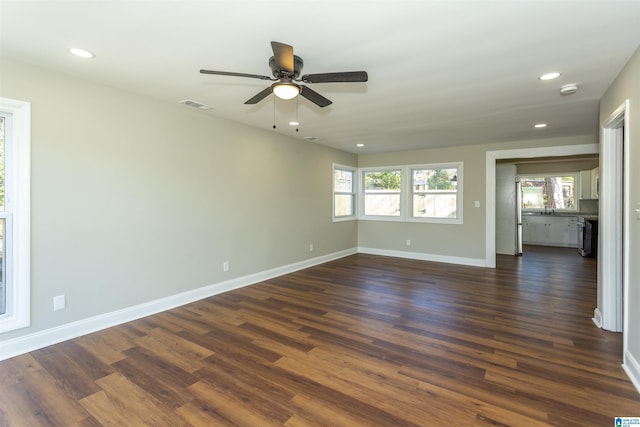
[0,248,357,361]
[592,307,603,328]
[623,349,640,395]
[358,246,487,268]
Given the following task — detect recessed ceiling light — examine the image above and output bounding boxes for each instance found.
[534,123,547,128]
[68,47,95,58]
[539,72,561,81]
[356,143,365,147]
[289,121,299,126]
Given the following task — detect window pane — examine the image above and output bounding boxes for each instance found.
[413,194,457,218]
[413,168,457,192]
[0,218,5,315]
[521,176,575,209]
[334,194,354,217]
[334,169,353,192]
[364,170,401,192]
[0,115,4,212]
[365,194,401,216]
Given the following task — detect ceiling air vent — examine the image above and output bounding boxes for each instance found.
[179,99,213,110]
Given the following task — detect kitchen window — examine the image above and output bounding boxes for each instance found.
[333,164,356,221]
[0,97,31,333]
[519,174,578,212]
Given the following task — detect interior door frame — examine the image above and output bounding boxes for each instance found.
[598,99,629,335]
[486,143,600,268]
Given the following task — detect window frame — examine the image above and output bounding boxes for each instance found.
[0,97,31,333]
[409,162,463,224]
[357,162,463,224]
[332,164,357,222]
[519,172,579,213]
[360,167,404,220]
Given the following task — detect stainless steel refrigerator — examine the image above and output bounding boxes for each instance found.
[515,179,523,256]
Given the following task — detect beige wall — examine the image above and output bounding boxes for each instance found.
[0,59,357,341]
[600,46,640,365]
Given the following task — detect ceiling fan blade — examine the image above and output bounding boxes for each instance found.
[300,85,332,108]
[271,41,294,73]
[200,69,273,81]
[301,71,368,84]
[244,87,272,104]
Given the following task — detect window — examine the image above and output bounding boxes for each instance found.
[356,163,463,223]
[362,169,402,217]
[0,114,6,315]
[411,166,459,219]
[333,165,356,220]
[520,174,577,211]
[0,97,31,333]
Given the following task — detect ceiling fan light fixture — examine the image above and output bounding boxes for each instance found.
[539,72,561,81]
[272,82,300,100]
[68,47,95,58]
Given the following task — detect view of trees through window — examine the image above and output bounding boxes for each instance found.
[520,175,576,210]
[412,168,458,218]
[363,170,401,216]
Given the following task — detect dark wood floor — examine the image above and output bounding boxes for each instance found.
[1,247,639,426]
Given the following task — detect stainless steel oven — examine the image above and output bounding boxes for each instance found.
[577,216,598,257]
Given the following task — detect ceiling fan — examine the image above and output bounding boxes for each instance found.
[200,41,368,108]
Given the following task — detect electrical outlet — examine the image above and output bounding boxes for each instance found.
[223,261,229,272]
[406,239,411,246]
[53,295,66,311]
[475,201,481,208]
[309,244,314,252]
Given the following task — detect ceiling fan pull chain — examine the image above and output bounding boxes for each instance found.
[272,95,276,129]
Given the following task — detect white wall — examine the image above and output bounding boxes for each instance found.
[599,46,640,390]
[0,59,357,344]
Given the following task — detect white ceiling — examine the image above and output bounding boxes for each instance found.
[1,0,639,153]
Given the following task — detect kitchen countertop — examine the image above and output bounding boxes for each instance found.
[522,212,584,217]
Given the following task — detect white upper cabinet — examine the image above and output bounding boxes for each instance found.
[580,170,592,200]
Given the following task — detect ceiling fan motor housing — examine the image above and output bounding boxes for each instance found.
[269,55,304,79]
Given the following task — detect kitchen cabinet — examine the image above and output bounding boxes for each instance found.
[579,170,592,200]
[591,167,599,199]
[522,215,578,247]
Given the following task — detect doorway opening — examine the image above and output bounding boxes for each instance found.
[496,159,599,256]
[486,143,599,267]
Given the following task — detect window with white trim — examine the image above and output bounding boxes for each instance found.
[0,97,31,333]
[0,113,6,315]
[519,174,578,212]
[333,165,356,220]
[411,166,460,219]
[356,162,463,223]
[362,169,402,217]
